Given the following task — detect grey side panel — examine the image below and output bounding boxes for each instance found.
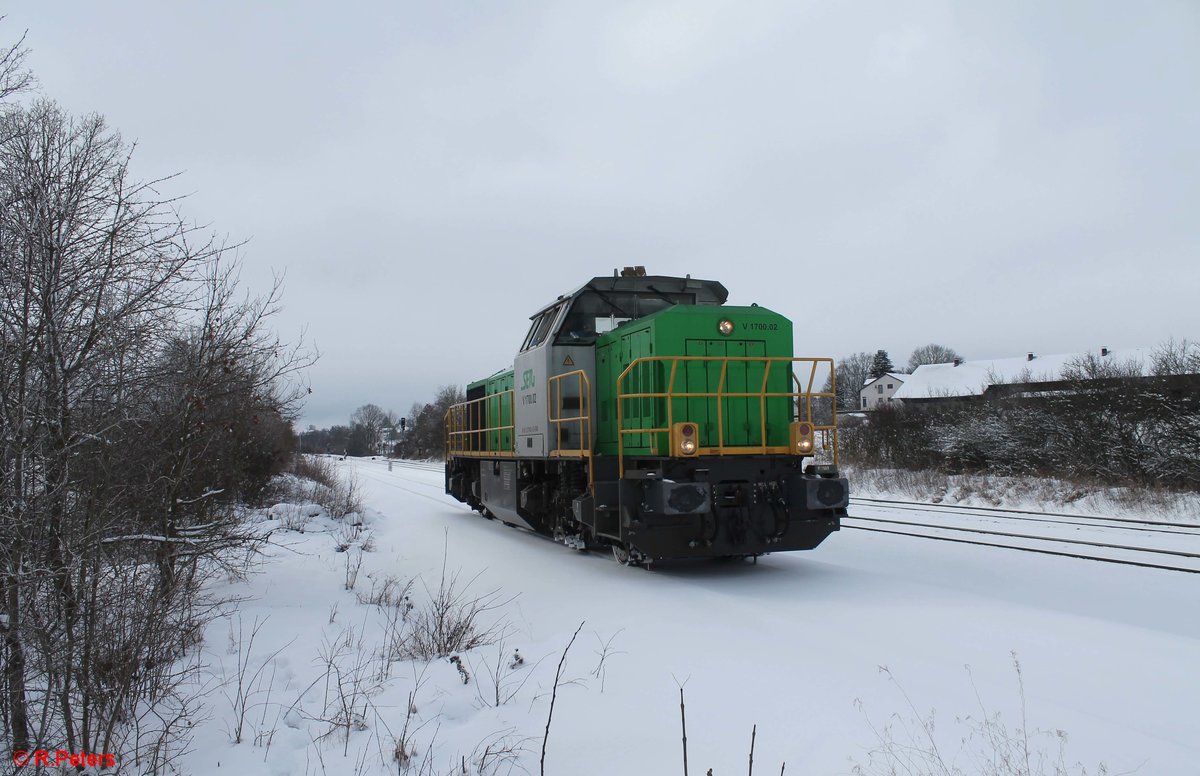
[479,461,534,529]
[514,347,551,456]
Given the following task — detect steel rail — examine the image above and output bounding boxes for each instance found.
[850,496,1200,531]
[842,522,1200,575]
[849,500,1200,538]
[843,514,1200,560]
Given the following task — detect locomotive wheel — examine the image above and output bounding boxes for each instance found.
[611,544,646,567]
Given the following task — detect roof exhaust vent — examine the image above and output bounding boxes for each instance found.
[1101,346,1110,357]
[620,266,646,277]
[1027,352,1036,361]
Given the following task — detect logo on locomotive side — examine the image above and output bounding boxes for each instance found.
[521,369,535,390]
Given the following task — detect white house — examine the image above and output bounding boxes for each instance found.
[859,372,908,410]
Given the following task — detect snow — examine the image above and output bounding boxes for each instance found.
[861,372,909,389]
[894,348,1153,399]
[176,458,1200,776]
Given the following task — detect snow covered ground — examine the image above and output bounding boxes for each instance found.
[178,458,1200,776]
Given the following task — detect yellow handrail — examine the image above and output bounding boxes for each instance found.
[445,390,516,457]
[548,369,594,493]
[615,356,838,477]
[547,369,592,459]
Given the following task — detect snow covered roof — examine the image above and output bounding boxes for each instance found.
[861,372,909,389]
[893,347,1153,400]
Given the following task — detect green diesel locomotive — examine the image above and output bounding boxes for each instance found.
[444,269,848,565]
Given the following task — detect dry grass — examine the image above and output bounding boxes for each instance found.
[843,464,1200,522]
[852,656,1111,776]
[265,454,364,519]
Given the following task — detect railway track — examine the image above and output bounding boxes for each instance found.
[845,497,1200,574]
[851,496,1200,534]
[348,460,1200,573]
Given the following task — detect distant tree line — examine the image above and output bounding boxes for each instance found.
[303,385,464,460]
[0,34,309,769]
[839,342,1200,488]
[301,403,397,457]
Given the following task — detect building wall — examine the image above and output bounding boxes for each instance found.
[860,375,904,409]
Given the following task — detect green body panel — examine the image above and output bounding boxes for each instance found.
[593,306,794,456]
[485,369,514,452]
[465,369,514,453]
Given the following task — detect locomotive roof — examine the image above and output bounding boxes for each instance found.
[530,274,728,318]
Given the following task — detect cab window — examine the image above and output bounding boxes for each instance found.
[521,303,564,352]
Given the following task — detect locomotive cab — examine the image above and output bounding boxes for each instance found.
[512,274,728,459]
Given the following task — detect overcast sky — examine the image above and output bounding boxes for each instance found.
[8,2,1198,428]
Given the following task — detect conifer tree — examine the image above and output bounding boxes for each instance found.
[869,350,895,379]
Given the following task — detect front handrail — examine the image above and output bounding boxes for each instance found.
[548,369,594,492]
[548,369,592,459]
[445,389,516,457]
[615,356,838,476]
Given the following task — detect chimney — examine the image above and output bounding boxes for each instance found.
[953,357,962,366]
[1101,346,1110,357]
[1027,352,1035,361]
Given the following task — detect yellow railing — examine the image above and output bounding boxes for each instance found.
[615,356,838,476]
[548,369,592,459]
[445,390,516,457]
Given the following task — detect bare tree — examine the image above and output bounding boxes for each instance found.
[831,352,873,411]
[350,403,395,456]
[394,385,465,459]
[1151,337,1200,376]
[1061,352,1144,381]
[906,343,961,372]
[0,19,34,102]
[0,97,310,770]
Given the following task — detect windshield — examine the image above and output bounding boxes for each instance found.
[554,288,696,345]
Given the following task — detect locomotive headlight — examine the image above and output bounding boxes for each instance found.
[790,422,815,455]
[672,422,700,457]
[718,319,734,336]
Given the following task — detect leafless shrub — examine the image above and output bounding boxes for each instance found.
[274,502,321,533]
[852,655,1111,776]
[471,728,534,775]
[590,630,625,693]
[270,455,364,519]
[220,616,294,745]
[540,622,585,776]
[840,356,1200,490]
[843,464,1200,518]
[334,519,365,552]
[358,574,414,610]
[311,626,382,756]
[1152,337,1200,376]
[388,667,435,775]
[396,565,511,661]
[344,548,364,592]
[470,638,543,709]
